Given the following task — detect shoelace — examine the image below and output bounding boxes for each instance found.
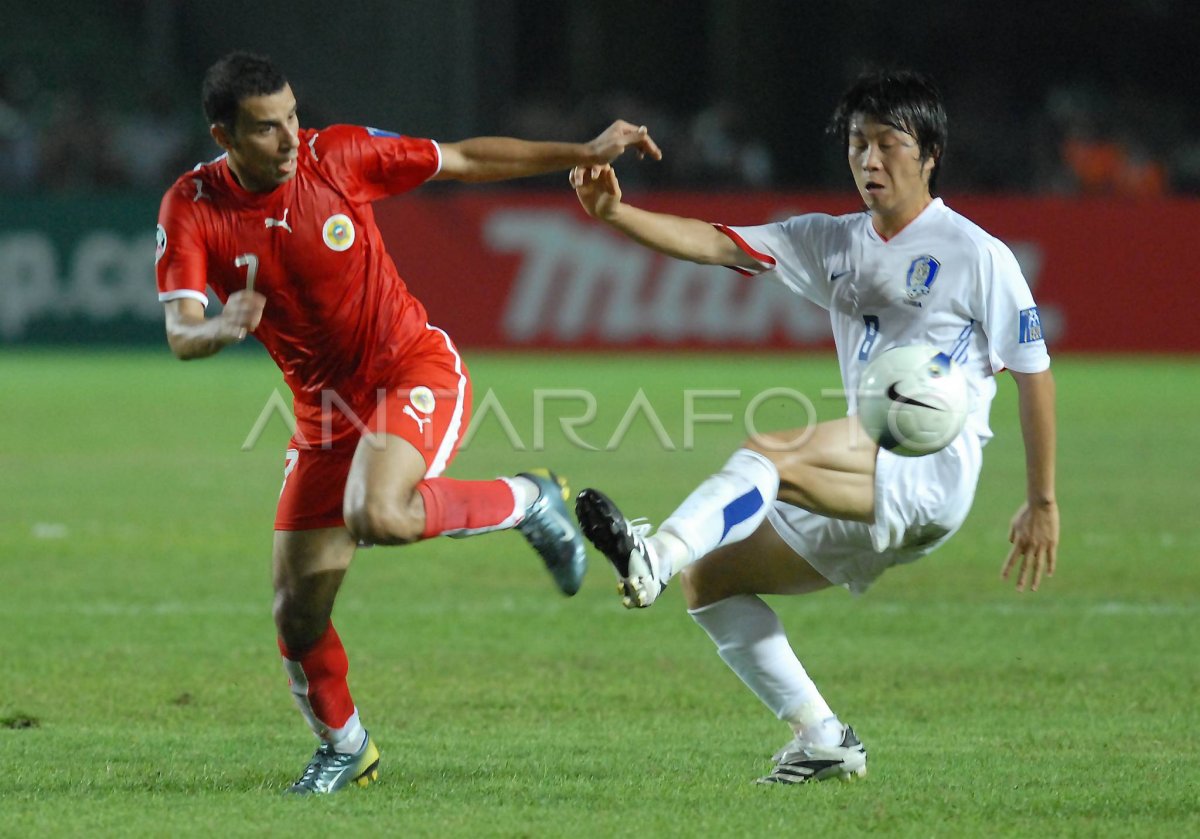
[296,751,330,786]
[298,745,351,782]
[627,517,653,540]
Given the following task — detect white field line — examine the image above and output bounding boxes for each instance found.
[1,598,1195,618]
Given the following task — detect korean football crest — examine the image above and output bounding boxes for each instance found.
[904,254,941,306]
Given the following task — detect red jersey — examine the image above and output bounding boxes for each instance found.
[155,125,441,407]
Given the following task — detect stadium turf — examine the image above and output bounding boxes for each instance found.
[1,349,1197,836]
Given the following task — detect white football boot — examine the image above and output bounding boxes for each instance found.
[758,724,867,784]
[575,488,668,609]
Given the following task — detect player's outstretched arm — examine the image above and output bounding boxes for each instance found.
[1001,368,1059,592]
[163,292,266,360]
[433,119,661,183]
[571,163,758,269]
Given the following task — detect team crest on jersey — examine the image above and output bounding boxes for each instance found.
[904,254,941,307]
[155,224,167,264]
[409,386,436,414]
[322,214,355,251]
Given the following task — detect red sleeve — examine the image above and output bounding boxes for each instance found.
[310,125,441,203]
[155,182,210,307]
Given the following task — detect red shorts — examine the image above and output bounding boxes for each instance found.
[274,325,472,531]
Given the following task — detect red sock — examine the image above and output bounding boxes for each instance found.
[278,623,356,735]
[417,477,522,539]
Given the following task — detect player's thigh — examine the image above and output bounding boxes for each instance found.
[680,520,832,609]
[343,429,432,525]
[344,343,474,513]
[749,415,878,522]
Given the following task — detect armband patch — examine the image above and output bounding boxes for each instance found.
[1019,307,1043,343]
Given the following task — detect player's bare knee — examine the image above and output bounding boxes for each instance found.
[343,495,423,545]
[273,589,331,652]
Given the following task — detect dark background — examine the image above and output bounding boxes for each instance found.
[3,0,1196,195]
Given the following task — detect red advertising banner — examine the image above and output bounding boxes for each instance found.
[377,192,1200,352]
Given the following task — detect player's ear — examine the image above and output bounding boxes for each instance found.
[921,148,939,180]
[210,122,235,152]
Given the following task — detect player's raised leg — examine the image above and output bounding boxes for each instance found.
[341,360,587,594]
[576,448,779,607]
[273,526,380,795]
[413,464,588,595]
[340,396,588,592]
[578,418,875,607]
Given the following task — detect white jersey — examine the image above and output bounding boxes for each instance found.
[719,198,1050,441]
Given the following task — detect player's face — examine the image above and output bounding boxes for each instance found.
[216,84,300,193]
[847,115,935,234]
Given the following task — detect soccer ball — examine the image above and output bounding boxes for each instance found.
[857,344,968,457]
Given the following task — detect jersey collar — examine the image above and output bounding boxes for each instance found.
[868,197,944,244]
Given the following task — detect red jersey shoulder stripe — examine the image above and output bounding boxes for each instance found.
[713,223,776,276]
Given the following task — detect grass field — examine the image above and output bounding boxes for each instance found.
[2,349,1198,837]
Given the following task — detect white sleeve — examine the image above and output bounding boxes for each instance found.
[716,214,836,310]
[978,237,1051,374]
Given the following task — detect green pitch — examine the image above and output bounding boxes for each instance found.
[1,349,1197,837]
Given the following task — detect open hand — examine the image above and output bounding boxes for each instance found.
[570,164,623,220]
[1001,500,1059,592]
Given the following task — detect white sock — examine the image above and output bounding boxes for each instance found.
[508,475,540,511]
[645,531,689,581]
[794,714,844,748]
[657,449,779,573]
[329,710,367,754]
[690,594,839,745]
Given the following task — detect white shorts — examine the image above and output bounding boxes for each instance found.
[766,432,984,593]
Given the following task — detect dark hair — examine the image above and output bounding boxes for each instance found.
[828,69,948,193]
[201,52,288,133]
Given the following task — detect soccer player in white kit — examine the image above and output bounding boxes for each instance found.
[570,69,1058,784]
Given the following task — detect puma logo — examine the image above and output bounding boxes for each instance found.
[403,404,432,432]
[265,208,292,233]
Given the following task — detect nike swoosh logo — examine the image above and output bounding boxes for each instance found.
[830,270,851,281]
[886,383,942,411]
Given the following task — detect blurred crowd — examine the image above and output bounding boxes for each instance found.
[0,66,775,195]
[498,91,775,191]
[0,66,206,193]
[2,65,1196,197]
[1030,81,1196,197]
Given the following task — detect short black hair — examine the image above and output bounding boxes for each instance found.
[201,52,288,133]
[828,69,948,193]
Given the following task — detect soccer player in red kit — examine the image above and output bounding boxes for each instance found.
[155,52,661,795]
